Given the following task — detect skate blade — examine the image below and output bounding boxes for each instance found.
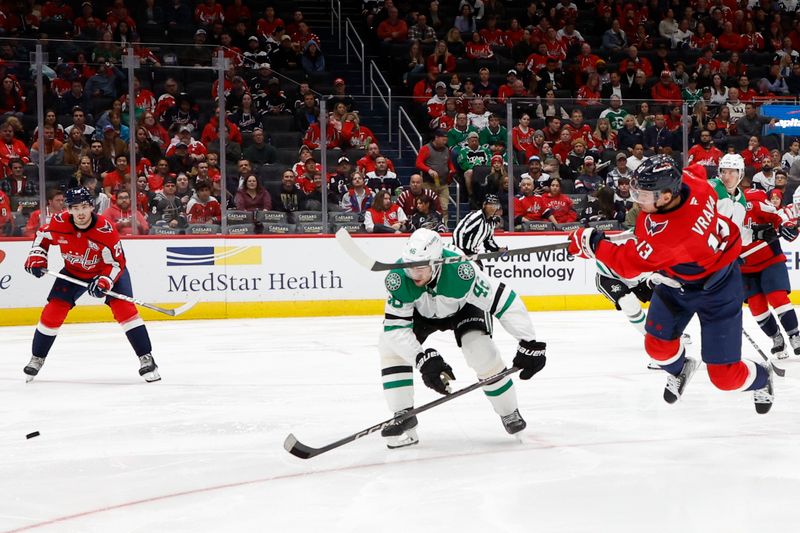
[25,375,35,383]
[142,370,161,382]
[775,351,789,360]
[386,429,419,449]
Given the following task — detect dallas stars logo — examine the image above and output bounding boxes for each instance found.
[385,272,402,291]
[457,263,475,280]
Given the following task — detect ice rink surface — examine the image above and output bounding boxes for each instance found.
[1,310,799,532]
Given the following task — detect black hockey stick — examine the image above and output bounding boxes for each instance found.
[335,227,568,271]
[283,366,520,459]
[45,270,199,317]
[743,329,786,377]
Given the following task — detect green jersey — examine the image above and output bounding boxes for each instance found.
[447,125,479,148]
[479,126,508,147]
[455,144,491,171]
[682,88,702,106]
[382,248,535,359]
[599,108,629,131]
[709,178,747,242]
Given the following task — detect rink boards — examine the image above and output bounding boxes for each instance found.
[3,234,800,325]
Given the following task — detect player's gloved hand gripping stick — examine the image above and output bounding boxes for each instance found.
[45,270,198,317]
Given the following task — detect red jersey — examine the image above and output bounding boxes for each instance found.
[514,194,551,221]
[0,189,11,228]
[185,196,221,224]
[742,146,771,171]
[741,189,786,274]
[34,213,125,283]
[542,193,576,223]
[595,165,741,282]
[687,144,723,166]
[512,126,536,160]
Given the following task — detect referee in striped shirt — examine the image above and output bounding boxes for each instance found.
[452,194,506,257]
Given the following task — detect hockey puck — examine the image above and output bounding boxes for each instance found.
[26,431,40,439]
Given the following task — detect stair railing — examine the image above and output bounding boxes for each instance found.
[369,60,392,142]
[330,0,342,49]
[397,106,422,158]
[345,19,365,92]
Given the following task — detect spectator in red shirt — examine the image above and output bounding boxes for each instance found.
[186,180,221,224]
[427,41,456,74]
[377,7,408,43]
[542,178,577,223]
[718,22,743,52]
[256,6,283,39]
[195,0,224,27]
[357,143,395,174]
[102,189,149,235]
[742,136,771,171]
[413,66,438,105]
[201,112,243,146]
[687,129,724,166]
[465,32,493,60]
[576,73,602,107]
[0,75,26,117]
[651,71,682,106]
[619,46,652,78]
[0,121,31,177]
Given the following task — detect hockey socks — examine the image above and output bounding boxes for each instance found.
[618,292,646,335]
[381,365,414,413]
[31,299,71,358]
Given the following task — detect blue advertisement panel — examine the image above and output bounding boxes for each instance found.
[761,105,800,135]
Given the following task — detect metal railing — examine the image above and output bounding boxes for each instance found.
[397,106,423,158]
[330,0,342,50]
[369,60,392,143]
[344,19,365,93]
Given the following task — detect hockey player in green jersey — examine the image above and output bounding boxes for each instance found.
[712,153,747,238]
[378,229,546,448]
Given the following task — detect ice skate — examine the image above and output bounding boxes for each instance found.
[647,361,661,370]
[138,354,161,382]
[789,334,800,356]
[680,333,692,345]
[770,333,787,360]
[381,409,419,449]
[754,363,774,415]
[23,356,45,383]
[663,357,698,404]
[501,409,527,434]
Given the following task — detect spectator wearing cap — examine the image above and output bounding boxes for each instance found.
[149,176,186,229]
[248,63,277,96]
[292,147,313,178]
[243,36,269,69]
[426,82,449,120]
[651,71,682,106]
[497,69,520,102]
[520,155,550,191]
[365,156,400,194]
[475,67,497,99]
[562,138,590,181]
[166,124,207,160]
[614,176,635,211]
[242,128,277,166]
[607,152,632,187]
[325,157,352,197]
[100,123,129,161]
[416,129,455,224]
[413,67,439,106]
[357,143,396,175]
[181,28,213,66]
[482,154,508,200]
[682,75,702,106]
[455,131,491,206]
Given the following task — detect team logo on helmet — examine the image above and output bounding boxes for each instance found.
[457,263,475,280]
[644,215,669,236]
[385,272,402,291]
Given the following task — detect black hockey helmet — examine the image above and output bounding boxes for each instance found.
[65,187,93,207]
[630,155,681,204]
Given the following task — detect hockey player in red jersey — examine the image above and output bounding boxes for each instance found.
[23,188,160,382]
[741,188,800,359]
[567,155,774,413]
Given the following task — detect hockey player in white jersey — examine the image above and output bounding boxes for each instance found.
[378,229,546,448]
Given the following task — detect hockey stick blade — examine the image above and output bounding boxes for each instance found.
[45,271,197,317]
[283,367,520,459]
[743,329,786,377]
[335,228,569,272]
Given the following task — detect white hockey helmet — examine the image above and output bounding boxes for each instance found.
[718,153,745,188]
[402,228,444,279]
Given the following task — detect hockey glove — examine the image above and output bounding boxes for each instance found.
[415,348,455,395]
[631,281,654,303]
[646,272,683,289]
[751,223,778,243]
[780,221,799,242]
[513,340,547,380]
[87,275,113,298]
[24,247,48,278]
[567,228,605,259]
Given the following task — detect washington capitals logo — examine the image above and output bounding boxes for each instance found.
[644,215,668,236]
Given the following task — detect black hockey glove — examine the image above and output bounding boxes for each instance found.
[87,275,113,298]
[751,223,778,243]
[415,348,455,395]
[513,340,547,380]
[780,222,799,242]
[631,281,653,303]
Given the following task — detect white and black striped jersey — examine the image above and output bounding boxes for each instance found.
[452,210,500,255]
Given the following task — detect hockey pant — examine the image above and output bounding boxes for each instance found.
[743,262,799,340]
[32,268,152,359]
[378,304,518,418]
[596,273,648,334]
[644,262,768,392]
